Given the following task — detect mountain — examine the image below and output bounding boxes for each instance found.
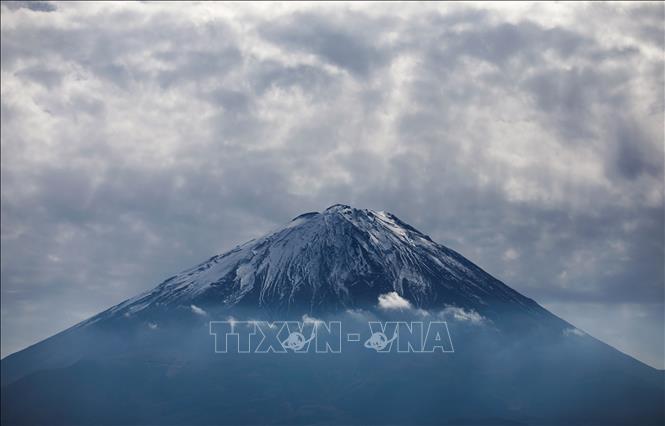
[2,205,663,425]
[88,204,542,322]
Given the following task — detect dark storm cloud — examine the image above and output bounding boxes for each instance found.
[1,2,662,368]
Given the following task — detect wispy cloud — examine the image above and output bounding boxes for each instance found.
[302,314,322,325]
[441,307,486,325]
[190,305,207,316]
[563,327,586,337]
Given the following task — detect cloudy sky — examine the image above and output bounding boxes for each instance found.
[1,2,663,368]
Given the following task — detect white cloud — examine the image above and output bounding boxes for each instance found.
[563,327,586,337]
[190,304,207,316]
[378,292,412,310]
[441,306,486,325]
[302,314,321,324]
[344,308,372,321]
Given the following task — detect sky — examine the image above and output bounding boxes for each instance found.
[1,1,663,369]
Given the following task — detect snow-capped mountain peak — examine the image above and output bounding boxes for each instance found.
[94,205,537,322]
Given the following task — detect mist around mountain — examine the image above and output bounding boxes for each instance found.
[2,206,663,425]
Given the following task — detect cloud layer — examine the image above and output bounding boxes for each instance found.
[1,2,663,368]
[378,292,413,310]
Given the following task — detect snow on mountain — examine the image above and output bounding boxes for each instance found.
[88,204,541,323]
